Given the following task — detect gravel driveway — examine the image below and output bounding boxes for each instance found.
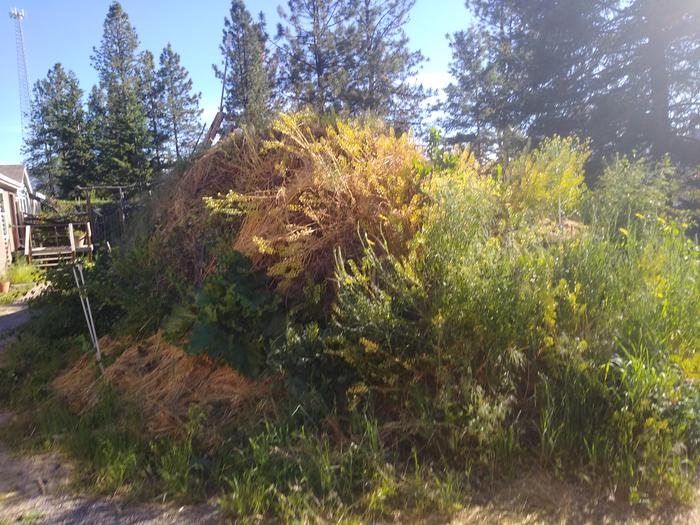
[0,305,222,524]
[0,430,220,524]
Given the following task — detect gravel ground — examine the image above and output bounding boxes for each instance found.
[0,301,222,524]
[0,433,220,524]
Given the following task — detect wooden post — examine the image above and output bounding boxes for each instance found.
[68,222,76,262]
[86,222,93,261]
[24,224,31,263]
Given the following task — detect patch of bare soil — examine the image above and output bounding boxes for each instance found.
[0,412,220,525]
[443,470,700,525]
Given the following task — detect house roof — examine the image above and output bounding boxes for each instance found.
[0,165,25,184]
[0,165,34,195]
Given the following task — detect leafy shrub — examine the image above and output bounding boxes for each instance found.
[329,143,700,498]
[165,252,286,376]
[586,155,679,231]
[506,135,589,222]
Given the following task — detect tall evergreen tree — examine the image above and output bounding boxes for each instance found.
[24,64,91,197]
[442,29,495,158]
[214,0,275,129]
[341,0,427,128]
[85,85,107,183]
[90,1,152,184]
[444,9,525,161]
[276,0,354,113]
[449,0,700,164]
[159,43,203,161]
[140,50,168,173]
[600,1,700,161]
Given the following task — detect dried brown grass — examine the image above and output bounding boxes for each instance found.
[148,131,274,284]
[149,112,425,295]
[211,113,425,295]
[52,334,270,438]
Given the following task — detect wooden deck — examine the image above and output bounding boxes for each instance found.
[24,222,93,268]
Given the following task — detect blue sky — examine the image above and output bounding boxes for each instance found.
[0,0,470,164]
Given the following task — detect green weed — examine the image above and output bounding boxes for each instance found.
[6,260,41,285]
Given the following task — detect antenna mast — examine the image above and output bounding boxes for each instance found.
[9,7,31,140]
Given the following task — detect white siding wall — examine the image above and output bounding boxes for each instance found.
[0,190,10,275]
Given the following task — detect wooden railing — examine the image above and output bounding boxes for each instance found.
[24,221,93,267]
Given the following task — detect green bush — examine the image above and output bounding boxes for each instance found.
[33,239,185,341]
[585,155,680,232]
[328,145,700,498]
[164,251,286,377]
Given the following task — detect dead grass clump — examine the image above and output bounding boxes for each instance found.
[52,334,269,438]
[151,112,425,294]
[149,130,276,284]
[208,112,425,295]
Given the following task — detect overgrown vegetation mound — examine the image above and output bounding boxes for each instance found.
[2,115,700,521]
[155,111,423,295]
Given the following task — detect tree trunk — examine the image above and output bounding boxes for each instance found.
[644,1,671,158]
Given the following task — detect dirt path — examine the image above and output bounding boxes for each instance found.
[0,414,220,524]
[0,305,32,351]
[0,283,45,354]
[0,305,222,524]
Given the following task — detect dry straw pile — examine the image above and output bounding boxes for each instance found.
[53,334,270,437]
[153,111,425,295]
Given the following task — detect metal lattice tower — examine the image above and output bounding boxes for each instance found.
[9,7,30,139]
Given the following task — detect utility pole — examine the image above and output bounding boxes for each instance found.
[9,7,31,141]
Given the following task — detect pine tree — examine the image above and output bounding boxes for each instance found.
[276,0,354,113]
[24,64,91,197]
[159,43,203,161]
[84,85,106,185]
[341,0,427,128]
[214,0,274,129]
[140,50,167,173]
[451,0,700,164]
[443,29,495,158]
[600,0,700,161]
[90,1,152,185]
[443,22,524,161]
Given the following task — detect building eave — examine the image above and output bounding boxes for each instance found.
[0,173,22,191]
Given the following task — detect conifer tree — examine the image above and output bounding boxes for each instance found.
[159,44,203,161]
[215,0,274,129]
[341,0,427,128]
[90,1,152,184]
[449,0,700,164]
[85,85,107,183]
[140,50,167,173]
[24,64,91,197]
[443,25,524,161]
[276,0,354,113]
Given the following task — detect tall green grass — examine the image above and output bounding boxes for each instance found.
[6,260,40,284]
